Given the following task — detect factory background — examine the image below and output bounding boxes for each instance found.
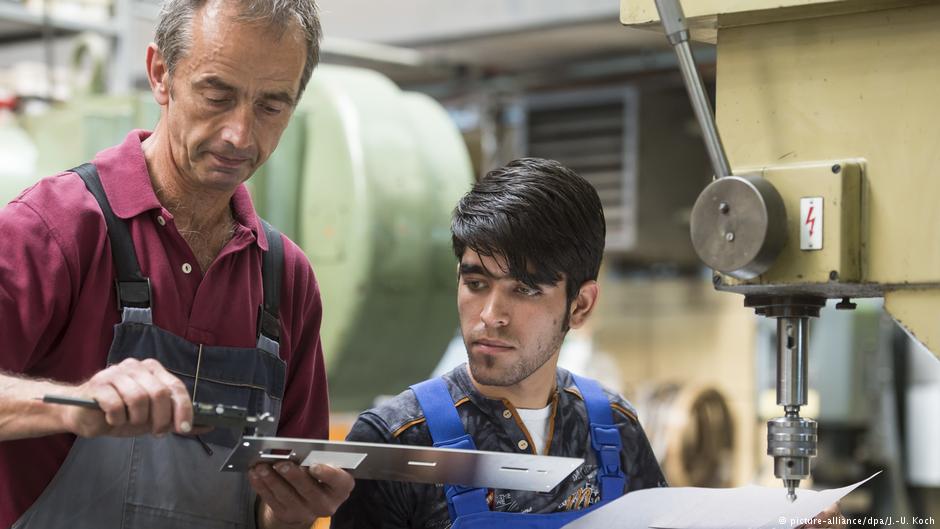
[0,0,938,526]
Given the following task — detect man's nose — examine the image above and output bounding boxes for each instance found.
[220,103,254,151]
[480,291,509,328]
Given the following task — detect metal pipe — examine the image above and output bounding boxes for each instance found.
[654,0,733,178]
[776,317,809,407]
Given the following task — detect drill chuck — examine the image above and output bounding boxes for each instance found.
[768,414,817,497]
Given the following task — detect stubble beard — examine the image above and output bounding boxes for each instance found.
[466,326,565,387]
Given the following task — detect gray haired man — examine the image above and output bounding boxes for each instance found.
[0,1,353,528]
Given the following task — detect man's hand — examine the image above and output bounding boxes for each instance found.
[60,358,194,438]
[797,502,845,528]
[251,462,354,529]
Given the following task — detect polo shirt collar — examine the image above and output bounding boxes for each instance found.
[93,130,268,251]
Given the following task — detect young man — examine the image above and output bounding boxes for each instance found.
[0,1,352,527]
[332,158,667,529]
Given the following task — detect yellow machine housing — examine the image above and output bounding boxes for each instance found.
[620,0,940,359]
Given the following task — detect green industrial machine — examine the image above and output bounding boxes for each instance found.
[16,64,473,412]
[21,94,160,177]
[252,65,473,411]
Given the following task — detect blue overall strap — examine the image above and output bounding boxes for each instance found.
[570,374,626,502]
[410,378,489,519]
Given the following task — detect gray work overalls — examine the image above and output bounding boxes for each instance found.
[13,163,287,529]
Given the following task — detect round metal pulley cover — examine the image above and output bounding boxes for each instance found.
[689,175,787,280]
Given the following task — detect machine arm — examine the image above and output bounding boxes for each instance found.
[654,0,731,179]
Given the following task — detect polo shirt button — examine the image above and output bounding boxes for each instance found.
[182,263,192,274]
[517,440,529,451]
[156,215,166,226]
[502,410,512,419]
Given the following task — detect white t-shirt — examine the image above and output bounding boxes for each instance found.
[517,404,553,455]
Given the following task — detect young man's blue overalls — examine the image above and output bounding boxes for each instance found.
[410,373,626,529]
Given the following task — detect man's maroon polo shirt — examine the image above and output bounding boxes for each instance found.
[0,130,330,526]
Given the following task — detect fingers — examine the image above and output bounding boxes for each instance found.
[818,503,844,528]
[141,359,193,433]
[309,463,355,507]
[282,463,333,518]
[108,365,152,427]
[248,462,355,524]
[250,464,292,514]
[90,381,128,428]
[126,370,171,435]
[250,463,308,525]
[77,358,192,437]
[799,505,843,528]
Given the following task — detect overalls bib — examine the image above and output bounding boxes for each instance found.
[13,163,287,529]
[410,373,627,529]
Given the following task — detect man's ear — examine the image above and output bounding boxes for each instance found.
[568,280,599,329]
[146,43,171,106]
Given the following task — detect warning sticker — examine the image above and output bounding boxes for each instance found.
[800,197,823,251]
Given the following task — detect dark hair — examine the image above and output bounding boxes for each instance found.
[451,158,606,307]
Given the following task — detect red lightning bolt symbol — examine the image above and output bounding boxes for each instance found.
[805,205,816,237]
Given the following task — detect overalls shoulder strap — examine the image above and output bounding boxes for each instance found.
[257,219,283,351]
[72,163,152,322]
[74,162,285,350]
[410,378,489,519]
[569,373,626,502]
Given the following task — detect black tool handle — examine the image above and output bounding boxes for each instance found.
[40,395,266,432]
[41,395,102,409]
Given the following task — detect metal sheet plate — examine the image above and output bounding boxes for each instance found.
[222,436,584,493]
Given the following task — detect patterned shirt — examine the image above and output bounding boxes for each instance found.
[332,364,667,529]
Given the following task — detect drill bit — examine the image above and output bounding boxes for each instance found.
[785,479,799,502]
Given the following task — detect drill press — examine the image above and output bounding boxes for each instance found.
[651,0,820,500]
[631,0,940,501]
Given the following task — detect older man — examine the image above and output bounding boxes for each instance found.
[0,1,352,528]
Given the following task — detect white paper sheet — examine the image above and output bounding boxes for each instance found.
[562,473,880,529]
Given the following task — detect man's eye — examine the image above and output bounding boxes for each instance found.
[206,97,228,105]
[463,280,485,291]
[516,286,542,297]
[259,104,283,116]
